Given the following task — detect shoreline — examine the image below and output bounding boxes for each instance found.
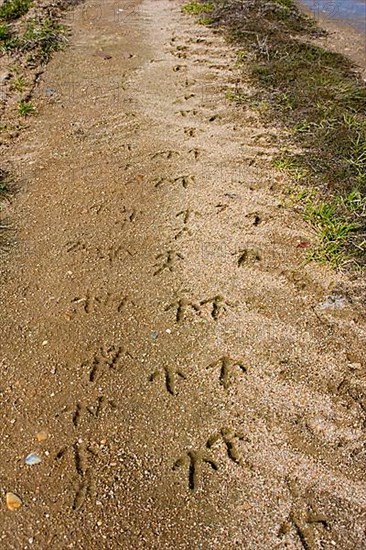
[299,0,366,33]
[297,1,366,77]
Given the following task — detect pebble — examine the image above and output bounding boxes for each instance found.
[36,430,48,442]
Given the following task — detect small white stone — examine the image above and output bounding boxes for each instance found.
[166,328,171,334]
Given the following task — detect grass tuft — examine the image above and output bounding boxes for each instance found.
[0,23,10,40]
[22,18,67,62]
[0,17,67,59]
[183,2,213,15]
[0,22,20,51]
[10,74,27,92]
[304,199,362,267]
[18,99,35,116]
[0,0,32,21]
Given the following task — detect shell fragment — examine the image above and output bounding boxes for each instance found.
[25,452,42,466]
[6,492,22,511]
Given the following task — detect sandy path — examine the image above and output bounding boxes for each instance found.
[0,1,365,548]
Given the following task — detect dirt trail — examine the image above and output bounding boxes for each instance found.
[0,0,365,548]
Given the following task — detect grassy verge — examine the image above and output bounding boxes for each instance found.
[183,0,366,268]
[0,0,32,21]
[0,1,84,247]
[0,17,68,63]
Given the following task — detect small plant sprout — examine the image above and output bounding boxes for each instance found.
[18,99,35,116]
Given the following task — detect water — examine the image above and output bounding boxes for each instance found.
[300,0,366,34]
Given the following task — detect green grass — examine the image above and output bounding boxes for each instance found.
[273,156,308,182]
[0,22,20,51]
[304,195,364,267]
[188,0,366,267]
[0,0,32,21]
[0,17,67,59]
[22,18,67,62]
[10,74,27,92]
[183,2,213,23]
[197,15,213,25]
[18,99,35,116]
[0,23,10,40]
[225,87,249,103]
[183,2,213,15]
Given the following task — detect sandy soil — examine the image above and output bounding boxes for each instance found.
[0,0,365,548]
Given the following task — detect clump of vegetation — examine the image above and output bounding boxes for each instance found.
[0,15,67,59]
[0,22,20,50]
[22,18,67,62]
[0,0,32,21]
[0,23,10,40]
[304,193,365,267]
[18,99,35,116]
[183,2,213,15]
[185,0,366,267]
[183,1,213,24]
[10,73,27,91]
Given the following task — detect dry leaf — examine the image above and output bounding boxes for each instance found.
[297,241,310,249]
